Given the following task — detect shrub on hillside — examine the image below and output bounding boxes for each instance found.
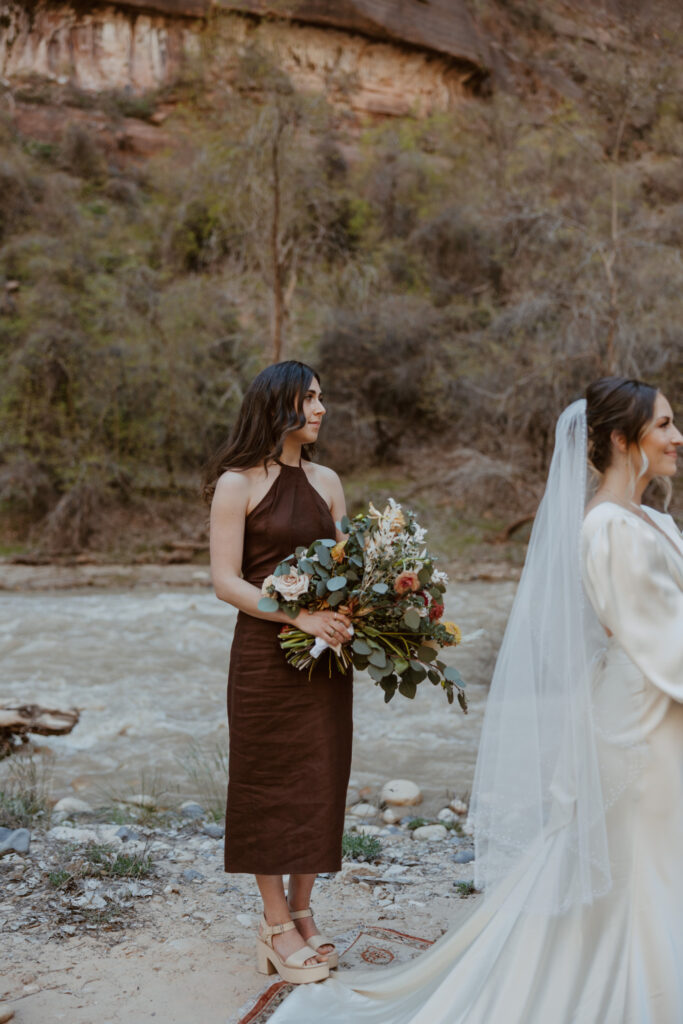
[61,124,106,182]
[317,299,456,468]
[411,207,502,296]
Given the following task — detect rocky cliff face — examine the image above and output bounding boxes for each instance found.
[0,1,491,115]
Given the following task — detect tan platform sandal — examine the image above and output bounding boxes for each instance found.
[256,917,330,984]
[289,908,339,969]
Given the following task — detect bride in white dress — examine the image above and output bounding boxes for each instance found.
[269,376,683,1024]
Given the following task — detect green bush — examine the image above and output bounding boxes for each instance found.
[341,831,382,862]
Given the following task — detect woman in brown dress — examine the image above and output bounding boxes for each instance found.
[204,361,353,985]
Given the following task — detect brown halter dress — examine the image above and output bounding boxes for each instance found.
[224,463,353,874]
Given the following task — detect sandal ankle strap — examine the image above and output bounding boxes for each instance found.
[289,908,313,920]
[260,916,297,939]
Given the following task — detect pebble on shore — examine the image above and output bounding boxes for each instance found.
[412,825,448,842]
[380,780,423,806]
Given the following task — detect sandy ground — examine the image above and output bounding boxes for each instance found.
[1,826,481,1024]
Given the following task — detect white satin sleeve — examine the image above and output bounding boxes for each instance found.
[582,509,683,701]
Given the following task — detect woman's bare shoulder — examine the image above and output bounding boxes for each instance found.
[306,462,341,486]
[213,467,265,506]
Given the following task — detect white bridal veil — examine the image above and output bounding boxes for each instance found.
[469,399,614,913]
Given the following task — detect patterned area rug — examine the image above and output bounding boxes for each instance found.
[233,925,433,1024]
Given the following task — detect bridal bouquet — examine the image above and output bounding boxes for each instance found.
[258,499,467,710]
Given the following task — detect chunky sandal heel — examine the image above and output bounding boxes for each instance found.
[290,908,339,969]
[256,917,329,984]
[256,940,277,975]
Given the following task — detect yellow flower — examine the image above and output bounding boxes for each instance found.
[330,540,347,563]
[442,621,462,645]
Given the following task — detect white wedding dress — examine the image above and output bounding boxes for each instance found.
[270,502,683,1024]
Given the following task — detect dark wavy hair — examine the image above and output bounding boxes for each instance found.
[585,376,658,474]
[202,360,320,504]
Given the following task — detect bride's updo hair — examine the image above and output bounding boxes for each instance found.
[585,376,658,474]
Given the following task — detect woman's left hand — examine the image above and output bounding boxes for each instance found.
[295,608,353,646]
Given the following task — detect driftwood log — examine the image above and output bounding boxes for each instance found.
[0,704,80,757]
[490,514,536,544]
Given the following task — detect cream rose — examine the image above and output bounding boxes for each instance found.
[261,574,278,595]
[272,567,311,601]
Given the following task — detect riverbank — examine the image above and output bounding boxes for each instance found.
[1,792,482,1024]
[0,560,520,592]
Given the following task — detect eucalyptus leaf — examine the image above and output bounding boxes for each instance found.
[444,666,466,686]
[368,648,387,668]
[327,575,347,591]
[352,638,372,655]
[257,596,279,613]
[368,664,387,682]
[372,583,389,594]
[408,662,427,681]
[320,538,337,547]
[399,679,417,699]
[316,580,328,598]
[394,658,410,674]
[328,590,346,607]
[403,607,421,631]
[417,644,437,662]
[295,546,307,558]
[349,555,364,568]
[418,567,431,585]
[316,545,332,569]
[427,668,441,684]
[274,563,290,577]
[299,559,316,575]
[339,514,351,533]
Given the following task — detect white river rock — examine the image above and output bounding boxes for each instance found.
[380,780,422,806]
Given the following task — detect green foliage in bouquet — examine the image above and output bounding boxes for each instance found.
[258,500,467,710]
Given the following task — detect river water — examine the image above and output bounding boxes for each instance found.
[0,582,517,815]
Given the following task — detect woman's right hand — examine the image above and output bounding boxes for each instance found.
[295,609,353,646]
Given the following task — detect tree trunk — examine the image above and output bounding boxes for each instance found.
[270,111,286,364]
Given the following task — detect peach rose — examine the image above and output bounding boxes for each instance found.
[394,571,421,595]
